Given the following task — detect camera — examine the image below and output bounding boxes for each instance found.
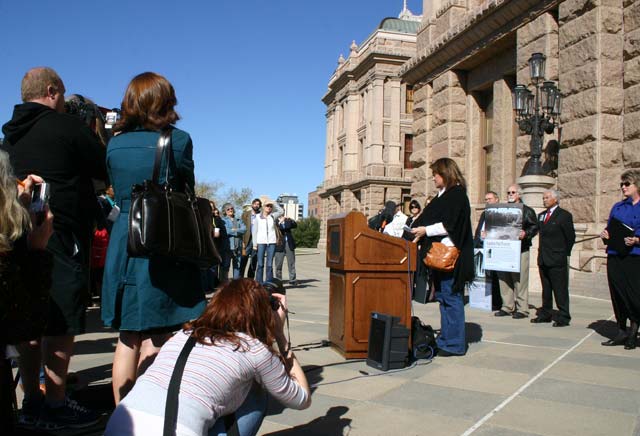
[104,109,121,131]
[262,279,286,310]
[30,182,50,225]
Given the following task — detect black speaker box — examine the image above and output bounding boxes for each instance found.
[366,312,409,371]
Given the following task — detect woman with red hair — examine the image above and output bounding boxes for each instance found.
[101,72,206,403]
[105,279,310,436]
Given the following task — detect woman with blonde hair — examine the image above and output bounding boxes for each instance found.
[411,158,474,356]
[0,151,53,432]
[101,72,206,403]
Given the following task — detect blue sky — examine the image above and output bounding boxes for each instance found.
[0,0,422,213]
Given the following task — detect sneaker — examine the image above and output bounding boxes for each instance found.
[37,397,100,430]
[17,394,43,428]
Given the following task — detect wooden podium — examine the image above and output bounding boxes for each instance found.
[326,211,417,358]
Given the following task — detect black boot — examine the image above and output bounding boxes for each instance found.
[624,321,638,350]
[602,329,628,346]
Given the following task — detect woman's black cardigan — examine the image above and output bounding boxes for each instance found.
[414,185,475,293]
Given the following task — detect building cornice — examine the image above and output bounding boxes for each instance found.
[401,0,560,84]
[318,176,412,198]
[323,29,417,105]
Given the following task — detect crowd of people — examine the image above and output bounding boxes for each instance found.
[0,67,307,435]
[373,160,639,357]
[0,65,638,434]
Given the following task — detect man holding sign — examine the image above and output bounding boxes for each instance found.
[493,184,538,319]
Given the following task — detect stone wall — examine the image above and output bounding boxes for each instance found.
[625,0,640,168]
[558,0,626,272]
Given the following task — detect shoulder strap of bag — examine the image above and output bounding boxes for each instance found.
[152,128,175,185]
[163,335,197,436]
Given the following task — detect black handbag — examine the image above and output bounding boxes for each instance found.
[127,128,220,268]
[411,316,436,360]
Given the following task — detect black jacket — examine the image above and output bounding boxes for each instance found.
[1,103,107,241]
[473,211,487,248]
[276,218,297,252]
[414,185,474,293]
[520,203,539,252]
[537,207,576,267]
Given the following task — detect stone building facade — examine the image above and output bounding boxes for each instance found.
[317,8,422,248]
[397,0,639,294]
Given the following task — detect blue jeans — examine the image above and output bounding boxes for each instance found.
[434,271,466,355]
[209,384,267,436]
[255,244,275,284]
[231,250,243,279]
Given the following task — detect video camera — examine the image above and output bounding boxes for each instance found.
[64,94,121,139]
[262,279,286,311]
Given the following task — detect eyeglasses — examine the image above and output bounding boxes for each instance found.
[620,181,632,188]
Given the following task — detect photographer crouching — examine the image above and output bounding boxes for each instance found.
[0,150,54,433]
[105,278,311,436]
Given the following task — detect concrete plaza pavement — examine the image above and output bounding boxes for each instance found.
[30,249,640,435]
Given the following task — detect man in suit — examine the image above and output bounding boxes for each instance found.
[474,191,501,310]
[531,189,576,327]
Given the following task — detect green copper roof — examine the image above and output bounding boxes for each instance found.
[378,17,420,34]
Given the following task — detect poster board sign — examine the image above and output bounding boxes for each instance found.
[483,203,522,272]
[469,278,492,311]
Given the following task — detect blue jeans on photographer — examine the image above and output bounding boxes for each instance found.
[208,383,267,436]
[255,244,275,285]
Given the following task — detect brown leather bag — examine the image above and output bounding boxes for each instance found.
[423,242,460,272]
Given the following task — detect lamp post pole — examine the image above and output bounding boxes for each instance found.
[512,53,562,176]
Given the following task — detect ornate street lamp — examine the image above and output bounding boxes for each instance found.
[512,53,562,176]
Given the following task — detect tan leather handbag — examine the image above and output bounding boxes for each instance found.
[423,242,460,272]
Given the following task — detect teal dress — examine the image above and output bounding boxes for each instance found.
[101,127,206,331]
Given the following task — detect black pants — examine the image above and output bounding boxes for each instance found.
[0,357,15,435]
[607,255,640,326]
[538,264,570,323]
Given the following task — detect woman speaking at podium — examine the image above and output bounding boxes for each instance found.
[411,158,474,356]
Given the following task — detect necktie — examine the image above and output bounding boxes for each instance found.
[544,210,551,224]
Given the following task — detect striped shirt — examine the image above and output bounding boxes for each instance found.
[109,331,308,435]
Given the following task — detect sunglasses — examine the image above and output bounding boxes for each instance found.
[507,191,517,194]
[620,181,632,188]
[265,205,273,208]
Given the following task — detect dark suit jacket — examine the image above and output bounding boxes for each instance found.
[537,206,576,267]
[473,211,486,248]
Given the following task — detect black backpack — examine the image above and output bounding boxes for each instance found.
[411,316,436,360]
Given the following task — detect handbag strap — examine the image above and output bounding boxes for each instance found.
[152,128,175,185]
[163,335,197,436]
[151,127,195,197]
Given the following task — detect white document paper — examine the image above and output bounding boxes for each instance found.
[483,239,521,272]
[469,278,492,311]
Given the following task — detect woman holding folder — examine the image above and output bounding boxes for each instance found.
[600,169,640,350]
